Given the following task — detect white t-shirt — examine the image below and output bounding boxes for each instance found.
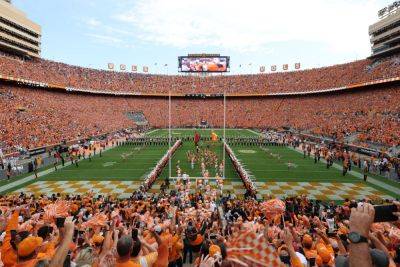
[295,252,308,267]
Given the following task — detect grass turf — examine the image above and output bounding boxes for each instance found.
[229,144,399,198]
[40,145,168,181]
[3,129,399,200]
[2,145,168,194]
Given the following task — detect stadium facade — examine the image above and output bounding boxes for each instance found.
[370,2,400,57]
[0,0,41,57]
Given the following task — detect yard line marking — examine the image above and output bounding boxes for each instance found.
[146,129,160,135]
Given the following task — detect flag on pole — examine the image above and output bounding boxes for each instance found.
[132,65,137,72]
[120,64,126,71]
[260,66,265,73]
[108,63,114,70]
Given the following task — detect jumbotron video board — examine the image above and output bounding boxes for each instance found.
[178,54,230,73]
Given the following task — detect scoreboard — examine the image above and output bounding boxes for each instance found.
[178,54,230,73]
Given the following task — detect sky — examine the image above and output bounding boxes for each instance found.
[13,0,391,74]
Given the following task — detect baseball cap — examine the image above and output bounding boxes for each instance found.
[91,234,104,245]
[209,244,221,256]
[18,236,43,257]
[302,234,313,247]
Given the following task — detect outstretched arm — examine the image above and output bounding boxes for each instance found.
[49,217,75,267]
[349,203,374,267]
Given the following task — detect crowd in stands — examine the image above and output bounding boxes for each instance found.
[0,187,398,267]
[1,55,400,94]
[1,85,399,155]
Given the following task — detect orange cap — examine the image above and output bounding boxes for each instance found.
[302,234,313,246]
[338,226,349,235]
[18,236,43,257]
[92,234,104,245]
[209,244,221,256]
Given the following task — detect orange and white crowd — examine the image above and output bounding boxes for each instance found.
[1,84,399,156]
[0,189,398,267]
[1,54,400,94]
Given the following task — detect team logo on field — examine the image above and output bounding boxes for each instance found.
[238,150,256,154]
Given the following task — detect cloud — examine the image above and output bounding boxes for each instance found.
[86,33,122,44]
[86,18,101,27]
[113,0,381,54]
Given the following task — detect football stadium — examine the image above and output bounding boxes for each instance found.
[0,0,400,266]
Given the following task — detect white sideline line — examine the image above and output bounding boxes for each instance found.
[246,129,262,136]
[61,168,152,171]
[146,129,159,135]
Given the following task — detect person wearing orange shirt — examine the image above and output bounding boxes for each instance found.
[36,225,57,260]
[153,225,171,267]
[130,229,160,267]
[1,207,30,267]
[169,231,183,267]
[116,235,140,267]
[302,234,317,261]
[14,236,43,267]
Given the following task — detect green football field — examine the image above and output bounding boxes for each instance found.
[158,141,241,180]
[41,145,168,181]
[2,128,399,200]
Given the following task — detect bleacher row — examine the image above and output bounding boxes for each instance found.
[1,54,400,95]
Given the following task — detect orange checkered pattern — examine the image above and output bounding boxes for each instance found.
[11,180,393,201]
[227,230,285,267]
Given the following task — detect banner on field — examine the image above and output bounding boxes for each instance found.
[295,62,301,69]
[143,66,149,73]
[271,65,277,72]
[283,64,288,71]
[260,66,265,73]
[120,64,126,71]
[108,63,114,70]
[132,65,137,72]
